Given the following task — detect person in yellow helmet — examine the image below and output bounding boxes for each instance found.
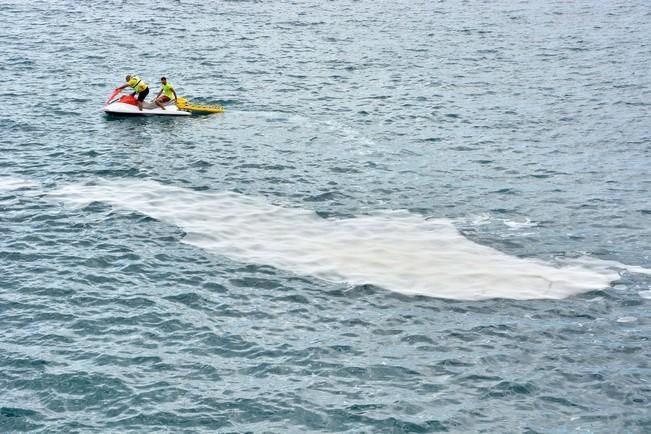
[117,74,149,111]
[154,77,179,110]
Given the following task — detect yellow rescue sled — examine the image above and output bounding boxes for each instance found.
[177,98,224,114]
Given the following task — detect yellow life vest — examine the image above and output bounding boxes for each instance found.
[127,75,148,93]
[160,82,175,99]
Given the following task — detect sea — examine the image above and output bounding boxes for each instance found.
[1,0,650,432]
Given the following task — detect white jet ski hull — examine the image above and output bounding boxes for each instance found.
[104,102,191,116]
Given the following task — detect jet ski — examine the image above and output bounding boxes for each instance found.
[104,89,191,116]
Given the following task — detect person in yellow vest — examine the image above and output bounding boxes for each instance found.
[117,74,149,111]
[154,77,179,110]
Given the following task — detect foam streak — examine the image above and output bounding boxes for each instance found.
[49,180,640,300]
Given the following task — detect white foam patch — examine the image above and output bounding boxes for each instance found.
[638,290,651,300]
[561,257,651,276]
[503,218,538,230]
[0,177,39,192]
[48,179,649,301]
[468,213,492,226]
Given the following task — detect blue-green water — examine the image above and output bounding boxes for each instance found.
[2,0,651,432]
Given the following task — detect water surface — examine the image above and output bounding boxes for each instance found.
[1,0,650,432]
